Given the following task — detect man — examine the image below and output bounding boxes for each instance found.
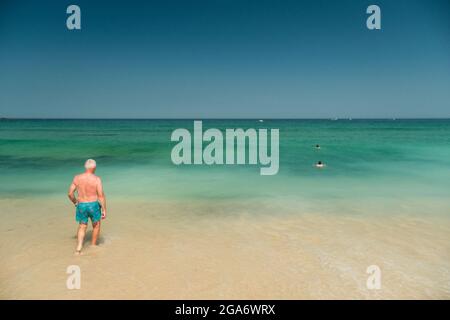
[68,159,107,254]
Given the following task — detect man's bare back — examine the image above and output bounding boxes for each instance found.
[71,173,102,203]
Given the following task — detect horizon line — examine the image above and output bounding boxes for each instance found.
[1,117,450,120]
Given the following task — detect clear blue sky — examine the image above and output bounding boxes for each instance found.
[0,0,449,118]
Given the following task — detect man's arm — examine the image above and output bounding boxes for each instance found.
[68,178,78,206]
[97,177,107,219]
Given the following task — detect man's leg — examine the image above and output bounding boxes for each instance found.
[91,221,101,246]
[76,223,88,253]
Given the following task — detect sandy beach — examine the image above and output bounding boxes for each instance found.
[1,197,449,299]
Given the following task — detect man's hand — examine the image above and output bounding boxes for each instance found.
[68,180,78,206]
[97,177,107,220]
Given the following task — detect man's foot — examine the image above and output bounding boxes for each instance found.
[74,250,82,256]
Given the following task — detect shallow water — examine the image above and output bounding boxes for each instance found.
[0,119,449,298]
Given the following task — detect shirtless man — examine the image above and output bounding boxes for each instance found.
[68,159,107,254]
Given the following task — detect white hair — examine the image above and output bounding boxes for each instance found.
[84,159,97,169]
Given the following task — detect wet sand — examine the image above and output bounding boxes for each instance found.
[1,197,449,299]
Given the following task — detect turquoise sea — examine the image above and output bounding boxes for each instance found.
[1,119,450,299]
[1,119,449,216]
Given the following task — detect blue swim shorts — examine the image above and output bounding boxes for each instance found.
[76,201,102,224]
